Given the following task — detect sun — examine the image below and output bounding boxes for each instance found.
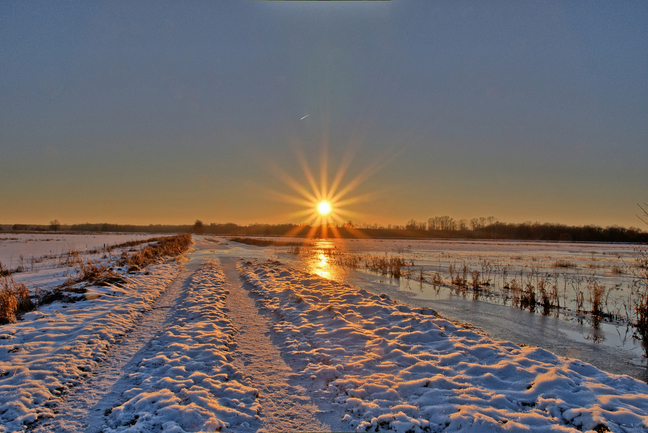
[318,201,331,215]
[263,124,393,238]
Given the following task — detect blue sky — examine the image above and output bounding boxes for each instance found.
[1,0,646,227]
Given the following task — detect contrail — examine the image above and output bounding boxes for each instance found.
[300,114,309,120]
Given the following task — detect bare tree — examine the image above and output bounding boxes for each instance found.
[49,219,61,231]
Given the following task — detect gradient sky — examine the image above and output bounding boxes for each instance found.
[1,0,647,227]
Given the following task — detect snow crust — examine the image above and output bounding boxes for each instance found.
[0,262,179,432]
[103,260,260,432]
[239,260,648,433]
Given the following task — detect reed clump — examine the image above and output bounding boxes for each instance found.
[470,270,481,291]
[520,282,536,312]
[365,254,408,278]
[449,264,468,288]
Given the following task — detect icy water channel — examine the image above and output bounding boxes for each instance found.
[208,236,648,382]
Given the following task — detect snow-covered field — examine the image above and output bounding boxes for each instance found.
[0,233,161,297]
[2,236,648,432]
[0,233,154,269]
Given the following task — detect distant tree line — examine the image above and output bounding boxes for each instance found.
[4,216,647,243]
[395,215,648,243]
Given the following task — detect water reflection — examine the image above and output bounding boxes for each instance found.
[303,242,344,281]
[314,253,331,279]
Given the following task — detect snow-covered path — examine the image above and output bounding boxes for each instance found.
[28,260,194,433]
[221,257,344,432]
[20,248,345,433]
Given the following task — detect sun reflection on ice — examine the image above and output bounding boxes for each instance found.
[315,253,330,279]
[304,241,346,281]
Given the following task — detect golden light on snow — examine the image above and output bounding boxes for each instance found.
[318,201,331,215]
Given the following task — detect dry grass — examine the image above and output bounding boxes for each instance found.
[431,272,443,286]
[105,238,157,252]
[0,277,34,324]
[60,261,126,289]
[30,235,192,310]
[520,282,536,312]
[121,234,192,271]
[0,261,9,277]
[553,260,577,269]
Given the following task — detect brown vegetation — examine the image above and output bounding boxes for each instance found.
[0,278,34,324]
[120,234,192,271]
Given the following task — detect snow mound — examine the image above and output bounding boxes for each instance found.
[104,260,260,432]
[0,263,179,432]
[239,260,648,433]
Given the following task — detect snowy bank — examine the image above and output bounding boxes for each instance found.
[0,262,180,432]
[240,260,648,433]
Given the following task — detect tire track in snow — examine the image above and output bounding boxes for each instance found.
[221,258,343,432]
[28,259,197,433]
